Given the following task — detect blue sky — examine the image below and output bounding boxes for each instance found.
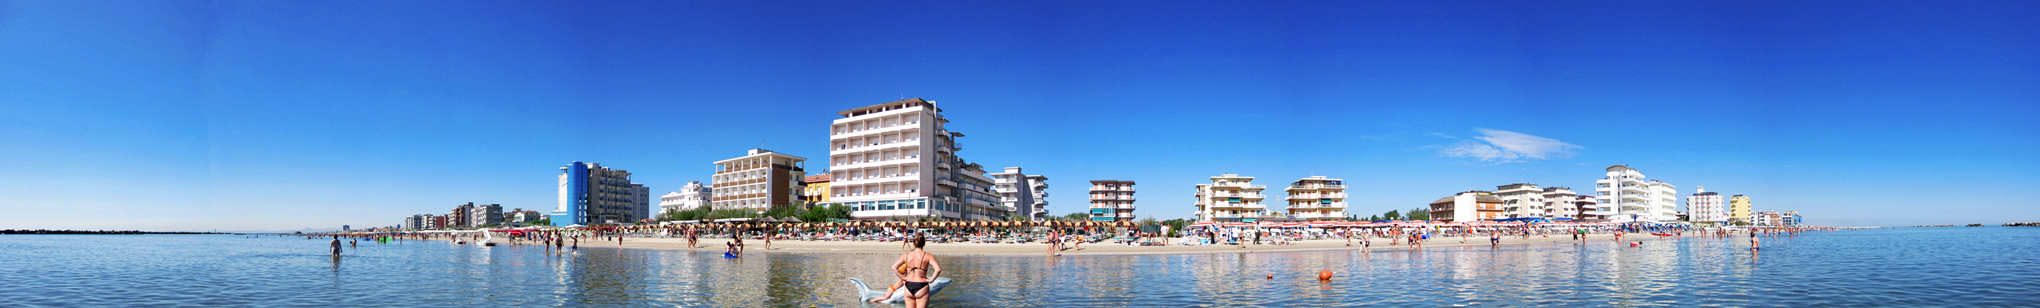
[2,1,2035,231]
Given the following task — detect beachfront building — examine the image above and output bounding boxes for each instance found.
[1194,174,1268,222]
[402,214,435,230]
[553,161,644,226]
[1687,186,1726,224]
[507,209,545,223]
[1593,165,1679,223]
[448,203,473,228]
[1782,211,1801,226]
[1283,176,1347,221]
[802,174,831,205]
[712,149,809,212]
[1754,211,1782,226]
[1430,191,1505,223]
[824,98,1011,221]
[1541,187,1603,221]
[1729,195,1753,224]
[658,181,712,218]
[1089,180,1136,221]
[467,203,503,227]
[991,167,1050,220]
[633,185,651,223]
[431,216,446,229]
[1495,183,1547,219]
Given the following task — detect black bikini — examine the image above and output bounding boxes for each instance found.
[903,266,929,294]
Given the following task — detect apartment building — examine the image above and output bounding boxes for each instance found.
[448,203,473,228]
[1495,183,1547,219]
[468,203,503,227]
[1729,195,1753,224]
[991,167,1050,220]
[1541,187,1602,221]
[659,181,712,217]
[1431,190,1504,223]
[712,148,808,211]
[802,174,831,205]
[1194,174,1267,222]
[825,98,1009,220]
[1283,176,1347,221]
[1089,180,1135,222]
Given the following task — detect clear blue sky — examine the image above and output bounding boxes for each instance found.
[3,1,2035,231]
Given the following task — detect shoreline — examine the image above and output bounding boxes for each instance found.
[496,232,1699,256]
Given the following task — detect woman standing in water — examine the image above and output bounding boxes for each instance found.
[890,234,942,308]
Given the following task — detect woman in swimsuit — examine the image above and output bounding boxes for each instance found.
[890,234,942,308]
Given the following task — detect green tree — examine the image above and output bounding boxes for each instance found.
[1408,208,1430,221]
[1063,212,1091,222]
[1384,210,1402,221]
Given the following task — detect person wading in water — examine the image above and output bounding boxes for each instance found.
[888,234,942,308]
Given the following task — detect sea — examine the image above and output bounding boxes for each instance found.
[2,227,2034,307]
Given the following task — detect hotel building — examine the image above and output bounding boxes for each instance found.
[991,167,1049,220]
[1495,183,1547,219]
[712,149,808,211]
[1593,165,1679,223]
[1283,176,1347,221]
[1089,180,1136,221]
[1194,174,1267,222]
[1541,187,1602,221]
[553,161,645,226]
[1782,211,1801,226]
[1729,195,1753,224]
[658,181,712,217]
[825,98,1008,220]
[1687,186,1726,224]
[1431,190,1505,223]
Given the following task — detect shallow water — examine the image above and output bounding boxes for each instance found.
[3,228,2035,307]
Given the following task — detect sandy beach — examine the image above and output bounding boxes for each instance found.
[549,232,1670,256]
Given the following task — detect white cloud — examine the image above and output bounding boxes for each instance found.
[1437,129,1581,163]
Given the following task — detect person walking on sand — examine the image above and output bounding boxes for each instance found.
[889,234,942,308]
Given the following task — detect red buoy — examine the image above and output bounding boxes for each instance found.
[1318,270,1333,280]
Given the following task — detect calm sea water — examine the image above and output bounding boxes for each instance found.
[3,227,2035,307]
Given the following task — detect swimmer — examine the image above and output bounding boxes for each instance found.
[1490,231,1501,248]
[329,236,343,255]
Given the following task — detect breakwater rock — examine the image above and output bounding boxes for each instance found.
[2006,222,2040,227]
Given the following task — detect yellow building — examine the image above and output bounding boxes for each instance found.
[1729,195,1752,223]
[803,174,831,205]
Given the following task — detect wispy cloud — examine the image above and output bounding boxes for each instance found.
[1436,129,1581,163]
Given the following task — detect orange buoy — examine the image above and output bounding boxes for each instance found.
[1318,270,1333,280]
[1266,274,1273,279]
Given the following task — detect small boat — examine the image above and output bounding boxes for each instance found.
[849,277,953,304]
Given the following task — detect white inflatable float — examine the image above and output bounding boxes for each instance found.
[848,277,953,304]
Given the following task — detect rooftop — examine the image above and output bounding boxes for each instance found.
[837,98,937,117]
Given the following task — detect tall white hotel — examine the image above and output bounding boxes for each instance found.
[1686,186,1726,224]
[826,98,1008,220]
[1593,165,1678,223]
